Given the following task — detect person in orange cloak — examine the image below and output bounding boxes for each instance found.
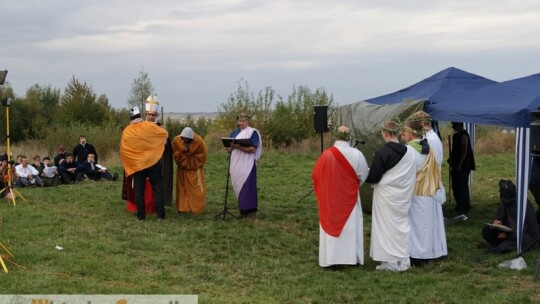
[172,127,208,214]
[120,106,168,221]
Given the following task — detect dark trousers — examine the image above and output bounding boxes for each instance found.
[134,161,165,220]
[451,168,471,214]
[61,171,83,183]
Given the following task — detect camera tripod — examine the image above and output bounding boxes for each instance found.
[0,99,29,205]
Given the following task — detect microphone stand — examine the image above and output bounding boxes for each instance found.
[213,126,241,221]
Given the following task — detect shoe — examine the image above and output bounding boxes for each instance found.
[157,217,165,221]
[112,173,118,181]
[399,258,411,271]
[138,218,145,222]
[376,262,400,272]
[454,214,468,221]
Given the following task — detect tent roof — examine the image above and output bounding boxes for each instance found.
[365,67,497,105]
[426,73,540,127]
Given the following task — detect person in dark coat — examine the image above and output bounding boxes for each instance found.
[482,179,540,253]
[448,122,476,215]
[73,135,98,164]
[82,152,117,181]
[58,153,84,183]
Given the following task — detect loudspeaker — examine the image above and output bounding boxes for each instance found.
[314,105,329,133]
[531,109,540,156]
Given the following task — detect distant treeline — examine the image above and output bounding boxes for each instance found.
[0,77,336,159]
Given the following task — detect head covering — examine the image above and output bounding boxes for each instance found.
[333,125,351,141]
[129,106,141,120]
[237,113,251,120]
[146,95,160,113]
[180,127,194,139]
[381,120,401,135]
[402,120,424,137]
[410,111,432,123]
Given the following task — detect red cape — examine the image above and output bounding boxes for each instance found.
[312,146,360,237]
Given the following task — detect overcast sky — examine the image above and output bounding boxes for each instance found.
[2,0,540,113]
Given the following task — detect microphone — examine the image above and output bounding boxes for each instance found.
[354,139,365,148]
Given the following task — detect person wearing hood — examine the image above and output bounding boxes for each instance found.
[172,127,208,214]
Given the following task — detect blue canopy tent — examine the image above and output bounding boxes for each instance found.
[366,67,497,107]
[337,67,496,212]
[366,67,497,153]
[426,73,540,253]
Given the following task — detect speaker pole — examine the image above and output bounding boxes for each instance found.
[320,132,323,154]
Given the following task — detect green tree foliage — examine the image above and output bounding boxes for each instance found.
[39,84,61,125]
[127,68,154,113]
[56,76,110,125]
[165,115,213,139]
[214,79,335,148]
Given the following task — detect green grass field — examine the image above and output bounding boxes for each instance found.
[1,151,539,303]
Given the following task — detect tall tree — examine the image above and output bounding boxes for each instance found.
[127,68,155,113]
[39,84,61,125]
[56,76,109,125]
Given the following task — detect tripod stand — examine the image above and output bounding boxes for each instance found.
[213,141,239,221]
[0,99,29,205]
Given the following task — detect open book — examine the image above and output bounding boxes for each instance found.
[484,222,512,232]
[221,137,253,148]
[43,166,57,177]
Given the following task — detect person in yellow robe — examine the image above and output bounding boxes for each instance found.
[172,127,208,214]
[120,107,168,221]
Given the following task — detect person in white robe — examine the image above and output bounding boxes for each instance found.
[409,111,448,264]
[312,126,369,268]
[367,120,417,272]
[402,117,447,267]
[229,113,262,218]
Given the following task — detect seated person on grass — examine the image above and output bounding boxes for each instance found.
[82,153,117,181]
[40,156,60,187]
[481,179,540,253]
[14,155,43,187]
[32,155,45,176]
[58,153,84,183]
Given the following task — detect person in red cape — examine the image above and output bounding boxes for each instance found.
[312,125,369,269]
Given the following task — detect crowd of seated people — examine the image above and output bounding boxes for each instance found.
[0,137,117,194]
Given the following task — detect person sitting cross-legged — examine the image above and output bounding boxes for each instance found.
[58,152,84,184]
[40,156,60,187]
[82,153,117,181]
[15,155,43,187]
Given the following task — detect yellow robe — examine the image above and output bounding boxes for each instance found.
[172,134,208,213]
[120,121,168,177]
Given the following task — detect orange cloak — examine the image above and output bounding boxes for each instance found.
[120,121,168,176]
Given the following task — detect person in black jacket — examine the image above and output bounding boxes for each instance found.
[58,153,84,183]
[73,135,98,164]
[82,153,116,181]
[448,122,476,215]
